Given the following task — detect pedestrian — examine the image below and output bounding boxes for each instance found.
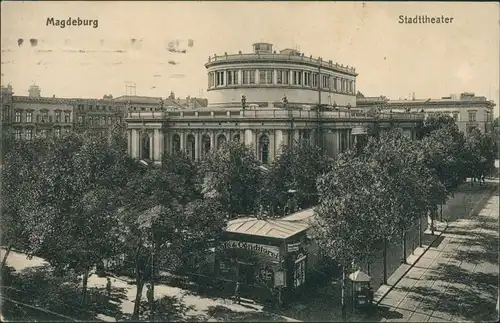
[234,281,241,304]
[106,277,112,298]
[146,283,154,304]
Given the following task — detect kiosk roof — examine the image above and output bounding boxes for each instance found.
[226,217,309,239]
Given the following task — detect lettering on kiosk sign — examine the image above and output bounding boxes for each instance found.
[220,241,280,259]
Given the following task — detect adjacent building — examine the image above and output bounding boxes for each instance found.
[356,92,497,134]
[6,85,74,140]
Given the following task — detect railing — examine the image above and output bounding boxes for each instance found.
[207,53,356,74]
[126,109,425,121]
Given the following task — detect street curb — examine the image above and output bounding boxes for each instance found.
[374,185,495,306]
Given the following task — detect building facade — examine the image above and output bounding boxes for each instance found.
[5,85,74,140]
[357,92,497,134]
[73,97,127,136]
[126,43,424,164]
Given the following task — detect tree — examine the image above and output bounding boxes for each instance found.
[312,152,391,319]
[200,141,262,218]
[361,129,446,262]
[27,132,126,306]
[415,113,457,140]
[263,141,330,216]
[119,161,227,320]
[463,128,496,182]
[0,136,52,269]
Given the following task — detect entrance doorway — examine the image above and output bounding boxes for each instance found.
[237,261,255,286]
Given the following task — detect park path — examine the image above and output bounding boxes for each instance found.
[377,191,499,322]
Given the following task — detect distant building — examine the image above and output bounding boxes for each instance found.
[5,85,74,140]
[73,97,126,136]
[356,92,496,134]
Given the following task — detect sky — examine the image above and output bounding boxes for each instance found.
[1,1,499,116]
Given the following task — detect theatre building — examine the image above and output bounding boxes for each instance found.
[213,211,321,304]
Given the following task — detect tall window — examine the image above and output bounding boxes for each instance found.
[242,70,256,84]
[322,75,330,88]
[26,129,32,140]
[65,112,71,123]
[15,111,21,123]
[54,128,61,137]
[55,111,61,122]
[453,112,459,121]
[42,111,48,121]
[15,129,22,139]
[277,70,289,85]
[293,71,302,85]
[216,71,225,86]
[312,73,319,87]
[468,111,476,122]
[141,133,150,159]
[40,129,47,138]
[172,134,181,153]
[101,116,105,125]
[227,70,238,85]
[78,116,83,124]
[259,69,273,84]
[304,72,312,86]
[26,112,32,123]
[107,116,112,125]
[88,116,93,125]
[259,135,270,164]
[208,72,214,88]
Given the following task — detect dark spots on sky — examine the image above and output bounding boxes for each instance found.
[153,74,161,77]
[131,38,136,45]
[115,50,126,53]
[168,60,178,65]
[100,39,104,46]
[30,39,38,47]
[18,39,24,47]
[188,39,194,47]
[384,57,387,60]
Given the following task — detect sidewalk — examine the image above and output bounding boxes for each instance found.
[373,181,497,306]
[374,189,499,322]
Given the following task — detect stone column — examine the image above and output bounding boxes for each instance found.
[255,69,260,84]
[238,70,242,85]
[244,129,253,146]
[290,70,294,85]
[180,132,185,152]
[194,131,200,160]
[127,129,132,156]
[211,131,216,150]
[273,69,278,84]
[269,131,275,162]
[275,129,284,157]
[149,131,154,160]
[153,129,161,161]
[131,129,139,158]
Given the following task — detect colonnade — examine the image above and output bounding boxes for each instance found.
[126,126,376,164]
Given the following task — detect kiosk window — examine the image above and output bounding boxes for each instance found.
[294,258,306,287]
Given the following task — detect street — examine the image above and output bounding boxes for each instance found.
[376,191,499,322]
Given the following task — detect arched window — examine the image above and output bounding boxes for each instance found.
[186,134,195,160]
[172,133,181,153]
[302,130,310,144]
[216,134,227,149]
[233,133,241,142]
[141,133,150,160]
[202,134,211,157]
[259,134,270,164]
